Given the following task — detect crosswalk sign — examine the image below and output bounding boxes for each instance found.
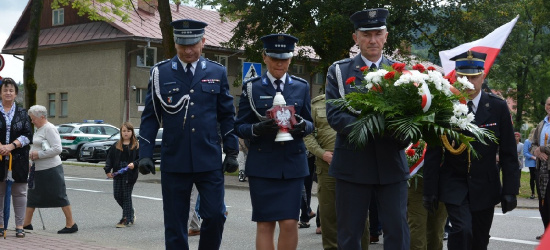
[242,62,261,83]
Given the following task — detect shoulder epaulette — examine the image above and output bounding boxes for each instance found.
[333,58,352,65]
[488,92,505,101]
[290,75,308,83]
[311,94,325,103]
[153,59,170,67]
[243,76,261,85]
[205,58,224,67]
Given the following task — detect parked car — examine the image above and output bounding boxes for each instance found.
[79,128,163,163]
[58,122,119,161]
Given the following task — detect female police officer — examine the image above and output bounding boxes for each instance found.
[234,34,313,250]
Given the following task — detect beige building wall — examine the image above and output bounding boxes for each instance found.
[35,42,126,126]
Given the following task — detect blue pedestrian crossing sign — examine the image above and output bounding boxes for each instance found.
[242,62,261,83]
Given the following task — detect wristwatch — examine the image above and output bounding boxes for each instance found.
[12,142,17,149]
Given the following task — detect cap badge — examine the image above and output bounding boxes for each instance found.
[467,50,473,60]
[277,35,285,42]
[368,10,377,18]
[182,21,189,28]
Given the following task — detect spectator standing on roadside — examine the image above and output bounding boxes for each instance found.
[524,129,537,199]
[104,122,139,228]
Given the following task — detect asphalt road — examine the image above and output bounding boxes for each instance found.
[14,164,544,249]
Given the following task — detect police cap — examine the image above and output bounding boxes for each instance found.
[171,19,207,45]
[450,50,487,76]
[261,34,298,60]
[350,8,389,31]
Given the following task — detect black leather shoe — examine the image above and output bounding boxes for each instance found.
[58,223,78,234]
[23,224,33,230]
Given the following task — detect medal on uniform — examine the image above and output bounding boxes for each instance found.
[167,96,173,104]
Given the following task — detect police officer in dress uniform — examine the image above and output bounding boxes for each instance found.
[303,94,371,250]
[422,50,519,250]
[325,8,410,250]
[138,19,239,250]
[234,34,314,250]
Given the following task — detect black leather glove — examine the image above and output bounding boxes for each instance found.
[422,195,439,214]
[252,119,279,136]
[223,149,239,173]
[138,158,156,175]
[289,115,306,137]
[501,194,517,214]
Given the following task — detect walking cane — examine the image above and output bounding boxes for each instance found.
[38,208,45,230]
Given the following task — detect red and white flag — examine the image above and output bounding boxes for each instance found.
[439,15,519,82]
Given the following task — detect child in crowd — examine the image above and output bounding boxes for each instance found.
[104,122,139,228]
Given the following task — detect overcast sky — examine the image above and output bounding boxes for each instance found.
[0,1,27,84]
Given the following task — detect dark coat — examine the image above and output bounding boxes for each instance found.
[139,56,238,173]
[104,143,139,184]
[423,91,520,211]
[325,54,410,185]
[0,105,32,183]
[234,73,314,179]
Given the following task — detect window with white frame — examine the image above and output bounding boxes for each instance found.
[292,65,304,74]
[136,88,147,104]
[216,55,228,67]
[52,8,64,26]
[137,47,157,67]
[60,93,68,117]
[48,93,56,117]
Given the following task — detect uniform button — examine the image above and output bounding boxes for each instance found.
[265,104,268,107]
[211,89,214,93]
[295,103,298,105]
[190,89,194,93]
[191,115,195,119]
[258,148,262,151]
[191,102,194,106]
[192,128,195,132]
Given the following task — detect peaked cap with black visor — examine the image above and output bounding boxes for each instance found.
[450,50,487,76]
[171,19,207,45]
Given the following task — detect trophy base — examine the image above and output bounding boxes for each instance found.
[275,131,294,142]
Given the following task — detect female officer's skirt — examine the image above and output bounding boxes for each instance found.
[248,176,304,222]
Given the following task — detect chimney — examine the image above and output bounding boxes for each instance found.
[138,0,158,15]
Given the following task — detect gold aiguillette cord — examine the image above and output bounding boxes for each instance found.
[441,134,471,173]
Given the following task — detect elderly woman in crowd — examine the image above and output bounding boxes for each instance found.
[0,77,32,238]
[22,105,78,234]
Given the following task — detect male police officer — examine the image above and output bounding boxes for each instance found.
[304,94,371,250]
[138,19,239,250]
[422,50,519,250]
[325,8,410,250]
[234,34,314,250]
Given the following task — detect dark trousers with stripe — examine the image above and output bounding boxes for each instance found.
[445,201,494,250]
[113,174,135,222]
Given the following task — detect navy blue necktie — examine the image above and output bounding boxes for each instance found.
[467,101,475,114]
[274,79,283,92]
[185,63,193,80]
[370,63,377,71]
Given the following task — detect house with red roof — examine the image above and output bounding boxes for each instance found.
[2,0,324,126]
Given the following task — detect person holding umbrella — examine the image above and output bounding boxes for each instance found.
[0,77,32,238]
[23,105,78,234]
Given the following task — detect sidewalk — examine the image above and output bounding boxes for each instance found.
[1,229,118,249]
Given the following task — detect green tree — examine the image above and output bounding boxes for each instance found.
[194,0,443,82]
[24,0,44,108]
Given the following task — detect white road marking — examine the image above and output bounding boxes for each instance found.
[490,236,539,245]
[67,188,102,193]
[65,176,111,182]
